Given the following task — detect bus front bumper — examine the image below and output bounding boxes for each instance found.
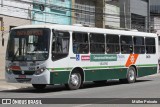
[5,70,50,84]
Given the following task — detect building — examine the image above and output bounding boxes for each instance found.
[32,0,72,25]
[150,0,160,32]
[104,0,150,32]
[105,0,120,29]
[0,0,31,79]
[150,0,160,60]
[32,0,104,27]
[120,0,150,32]
[73,0,96,27]
[72,0,104,28]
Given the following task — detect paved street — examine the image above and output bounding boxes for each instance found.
[0,74,160,107]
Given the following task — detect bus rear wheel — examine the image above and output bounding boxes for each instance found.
[127,67,136,83]
[65,72,81,90]
[32,84,46,90]
[119,67,136,83]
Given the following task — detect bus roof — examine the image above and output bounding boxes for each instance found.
[13,24,157,37]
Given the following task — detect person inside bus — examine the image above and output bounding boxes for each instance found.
[106,46,110,53]
[79,44,88,54]
[73,42,79,54]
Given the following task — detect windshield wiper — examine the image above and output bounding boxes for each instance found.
[11,47,19,62]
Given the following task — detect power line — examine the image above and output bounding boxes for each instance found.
[0,0,156,32]
[0,3,152,23]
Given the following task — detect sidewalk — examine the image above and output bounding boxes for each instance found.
[0,79,31,90]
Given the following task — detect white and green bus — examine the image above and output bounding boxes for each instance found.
[5,24,158,90]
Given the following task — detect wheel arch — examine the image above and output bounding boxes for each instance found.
[68,67,85,84]
[128,65,138,77]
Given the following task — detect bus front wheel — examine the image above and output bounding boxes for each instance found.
[32,84,46,90]
[65,72,81,90]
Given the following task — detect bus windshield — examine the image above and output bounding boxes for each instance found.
[6,28,50,61]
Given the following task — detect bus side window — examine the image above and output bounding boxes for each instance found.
[52,31,70,61]
[90,33,105,54]
[106,34,120,54]
[73,32,89,54]
[145,37,156,54]
[120,36,133,54]
[134,37,145,54]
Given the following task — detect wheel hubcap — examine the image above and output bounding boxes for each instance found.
[129,70,135,81]
[70,74,79,86]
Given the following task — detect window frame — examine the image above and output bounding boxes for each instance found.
[72,32,89,54]
[133,36,145,54]
[106,34,120,54]
[51,30,70,61]
[145,37,156,54]
[120,35,133,54]
[90,33,105,54]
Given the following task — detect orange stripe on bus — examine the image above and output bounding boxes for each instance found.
[125,54,139,67]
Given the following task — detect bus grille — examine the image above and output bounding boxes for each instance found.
[12,70,35,75]
[16,78,31,83]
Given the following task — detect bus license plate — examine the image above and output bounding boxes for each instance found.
[19,75,26,78]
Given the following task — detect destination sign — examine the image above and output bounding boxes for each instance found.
[16,30,43,36]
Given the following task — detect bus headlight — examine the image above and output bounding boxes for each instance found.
[6,67,12,74]
[35,67,46,75]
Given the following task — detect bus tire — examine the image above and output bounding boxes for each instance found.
[66,72,81,90]
[32,84,46,90]
[127,67,136,83]
[119,67,136,83]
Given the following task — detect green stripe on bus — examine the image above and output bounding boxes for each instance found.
[137,64,157,67]
[83,65,124,69]
[47,64,157,71]
[47,68,72,71]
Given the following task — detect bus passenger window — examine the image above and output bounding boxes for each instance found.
[120,36,133,54]
[134,37,145,54]
[106,34,120,54]
[52,31,70,61]
[90,33,105,54]
[145,37,156,54]
[73,32,89,54]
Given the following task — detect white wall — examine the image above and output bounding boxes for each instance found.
[154,17,160,30]
[105,3,120,28]
[0,0,31,19]
[130,0,148,16]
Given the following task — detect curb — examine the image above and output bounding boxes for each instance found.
[0,85,18,90]
[147,73,160,77]
[0,79,31,90]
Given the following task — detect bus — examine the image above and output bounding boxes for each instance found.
[5,24,158,90]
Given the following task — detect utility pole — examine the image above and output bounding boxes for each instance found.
[148,0,150,32]
[124,1,127,29]
[45,0,46,23]
[1,0,3,7]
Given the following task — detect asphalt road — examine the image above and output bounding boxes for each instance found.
[0,74,160,107]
